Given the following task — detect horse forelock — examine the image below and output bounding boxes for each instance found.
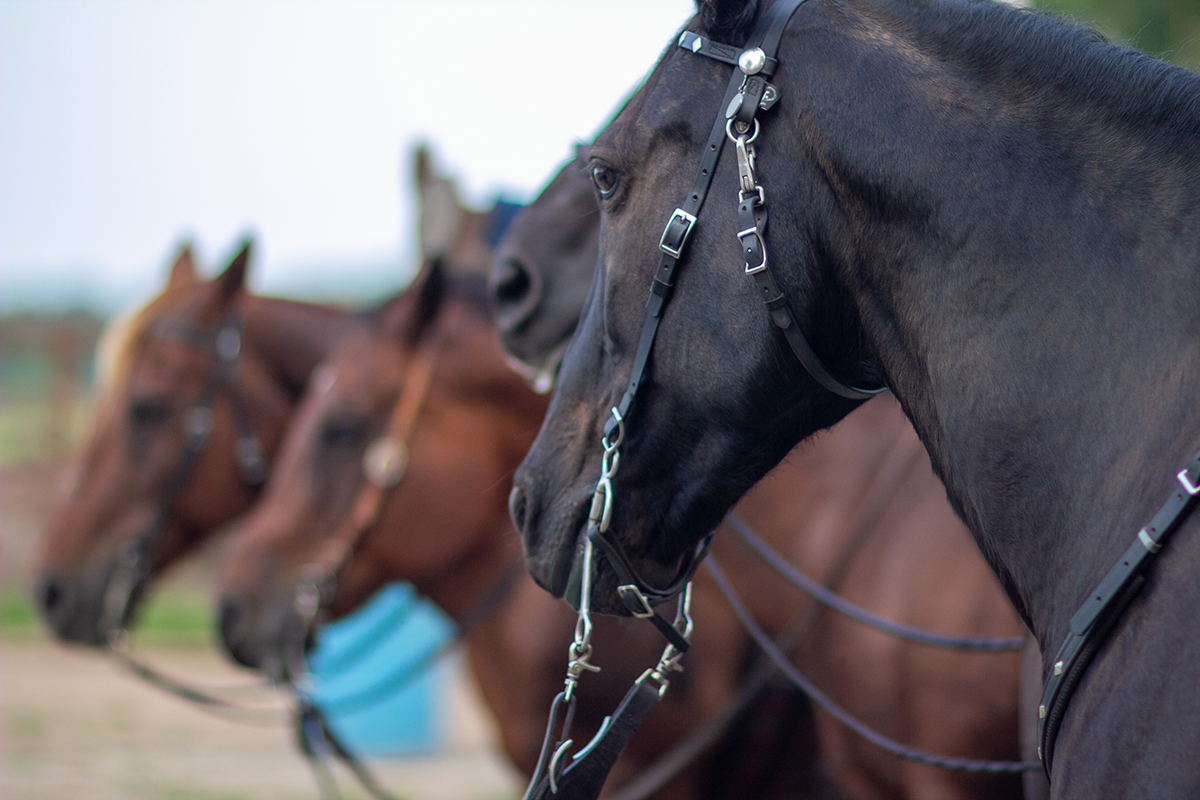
[93,284,202,400]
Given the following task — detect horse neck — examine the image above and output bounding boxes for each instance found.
[240,295,349,396]
[790,2,1200,639]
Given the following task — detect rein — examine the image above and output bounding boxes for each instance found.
[725,514,1026,652]
[1037,447,1200,774]
[705,556,1041,773]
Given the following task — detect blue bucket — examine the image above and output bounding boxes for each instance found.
[306,583,455,756]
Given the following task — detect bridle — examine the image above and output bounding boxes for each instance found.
[524,2,882,797]
[580,0,885,647]
[102,311,267,644]
[288,321,446,663]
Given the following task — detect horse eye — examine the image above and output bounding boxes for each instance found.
[591,165,620,197]
[322,417,368,447]
[129,399,173,426]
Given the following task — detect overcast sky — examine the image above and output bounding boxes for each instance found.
[0,0,694,313]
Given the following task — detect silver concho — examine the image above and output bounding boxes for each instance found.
[738,47,767,75]
[363,437,408,488]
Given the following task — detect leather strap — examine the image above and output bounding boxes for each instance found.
[1037,447,1200,774]
[737,196,882,399]
[302,326,444,591]
[587,523,707,653]
[103,312,267,638]
[525,678,664,800]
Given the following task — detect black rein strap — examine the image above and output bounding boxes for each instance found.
[1037,447,1200,774]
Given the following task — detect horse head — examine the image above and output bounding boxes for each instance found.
[34,242,293,644]
[511,0,886,614]
[217,258,547,682]
[489,148,599,393]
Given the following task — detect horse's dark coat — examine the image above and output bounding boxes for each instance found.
[513,0,1200,794]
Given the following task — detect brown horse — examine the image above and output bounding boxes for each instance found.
[216,259,842,800]
[217,259,1027,799]
[34,241,353,645]
[491,154,1038,799]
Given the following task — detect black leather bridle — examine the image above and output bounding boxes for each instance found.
[525,3,885,797]
[584,0,883,646]
[102,311,267,642]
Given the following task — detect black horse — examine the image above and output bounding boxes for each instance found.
[511,0,1200,795]
[489,149,599,393]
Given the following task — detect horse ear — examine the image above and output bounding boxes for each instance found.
[214,238,252,303]
[379,259,447,345]
[413,144,465,264]
[166,242,198,289]
[409,258,447,342]
[696,0,760,37]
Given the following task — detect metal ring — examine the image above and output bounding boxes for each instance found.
[725,117,760,145]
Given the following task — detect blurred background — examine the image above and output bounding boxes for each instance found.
[1,1,1197,798]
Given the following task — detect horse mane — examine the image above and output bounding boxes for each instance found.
[696,0,1200,149]
[895,0,1200,147]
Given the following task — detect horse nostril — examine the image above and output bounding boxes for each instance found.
[509,484,529,534]
[36,573,64,614]
[494,257,532,305]
[491,256,542,332]
[217,595,254,665]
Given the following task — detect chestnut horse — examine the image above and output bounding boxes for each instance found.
[218,258,1026,799]
[493,154,1042,799]
[33,145,481,648]
[214,262,823,800]
[35,241,352,644]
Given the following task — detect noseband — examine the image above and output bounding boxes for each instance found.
[103,311,267,642]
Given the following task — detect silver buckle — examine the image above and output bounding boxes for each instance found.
[1178,468,1200,496]
[738,227,767,275]
[617,585,655,618]
[659,208,697,258]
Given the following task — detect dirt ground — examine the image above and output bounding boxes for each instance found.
[0,635,524,800]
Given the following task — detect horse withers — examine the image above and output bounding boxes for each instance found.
[35,241,351,645]
[511,0,1200,795]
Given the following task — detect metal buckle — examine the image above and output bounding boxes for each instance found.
[659,208,697,258]
[1179,468,1200,496]
[617,584,655,618]
[738,227,768,275]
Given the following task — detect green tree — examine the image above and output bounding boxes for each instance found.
[1035,0,1200,70]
